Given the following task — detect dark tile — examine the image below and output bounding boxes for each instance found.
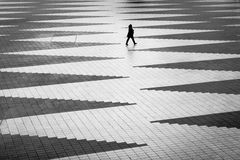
[0,72,126,89]
[0,134,147,159]
[138,42,240,54]
[127,15,210,22]
[19,22,109,29]
[142,79,240,94]
[121,8,240,16]
[4,31,112,40]
[0,54,119,68]
[136,58,240,71]
[0,97,135,119]
[137,31,240,41]
[135,22,223,30]
[151,111,240,129]
[0,41,117,53]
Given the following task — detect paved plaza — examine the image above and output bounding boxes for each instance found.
[0,0,240,159]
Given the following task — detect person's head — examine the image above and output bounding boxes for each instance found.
[128,24,132,29]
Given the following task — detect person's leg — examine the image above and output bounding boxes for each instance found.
[131,37,137,44]
[126,37,130,45]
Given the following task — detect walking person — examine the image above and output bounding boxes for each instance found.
[126,24,137,46]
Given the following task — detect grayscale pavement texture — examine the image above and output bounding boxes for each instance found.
[0,0,240,159]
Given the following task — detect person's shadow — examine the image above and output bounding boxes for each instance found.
[125,44,136,64]
[126,43,136,52]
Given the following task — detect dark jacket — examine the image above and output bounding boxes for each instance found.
[127,28,134,38]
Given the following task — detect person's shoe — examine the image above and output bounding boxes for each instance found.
[134,43,137,45]
[126,43,128,46]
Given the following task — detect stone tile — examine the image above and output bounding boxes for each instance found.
[142,79,240,94]
[137,30,240,41]
[0,41,117,53]
[0,134,146,159]
[1,0,240,159]
[0,54,118,68]
[0,96,134,119]
[151,110,240,129]
[136,58,240,71]
[0,71,126,89]
[138,41,240,54]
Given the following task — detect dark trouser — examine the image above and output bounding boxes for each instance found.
[126,36,136,45]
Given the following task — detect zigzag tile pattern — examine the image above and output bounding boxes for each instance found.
[0,54,118,68]
[1,0,240,159]
[0,97,134,119]
[0,134,146,159]
[143,79,240,94]
[137,30,240,41]
[138,41,240,54]
[0,41,115,53]
[0,72,126,89]
[151,111,240,129]
[136,58,240,71]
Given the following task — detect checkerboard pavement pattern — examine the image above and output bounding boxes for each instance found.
[0,0,240,159]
